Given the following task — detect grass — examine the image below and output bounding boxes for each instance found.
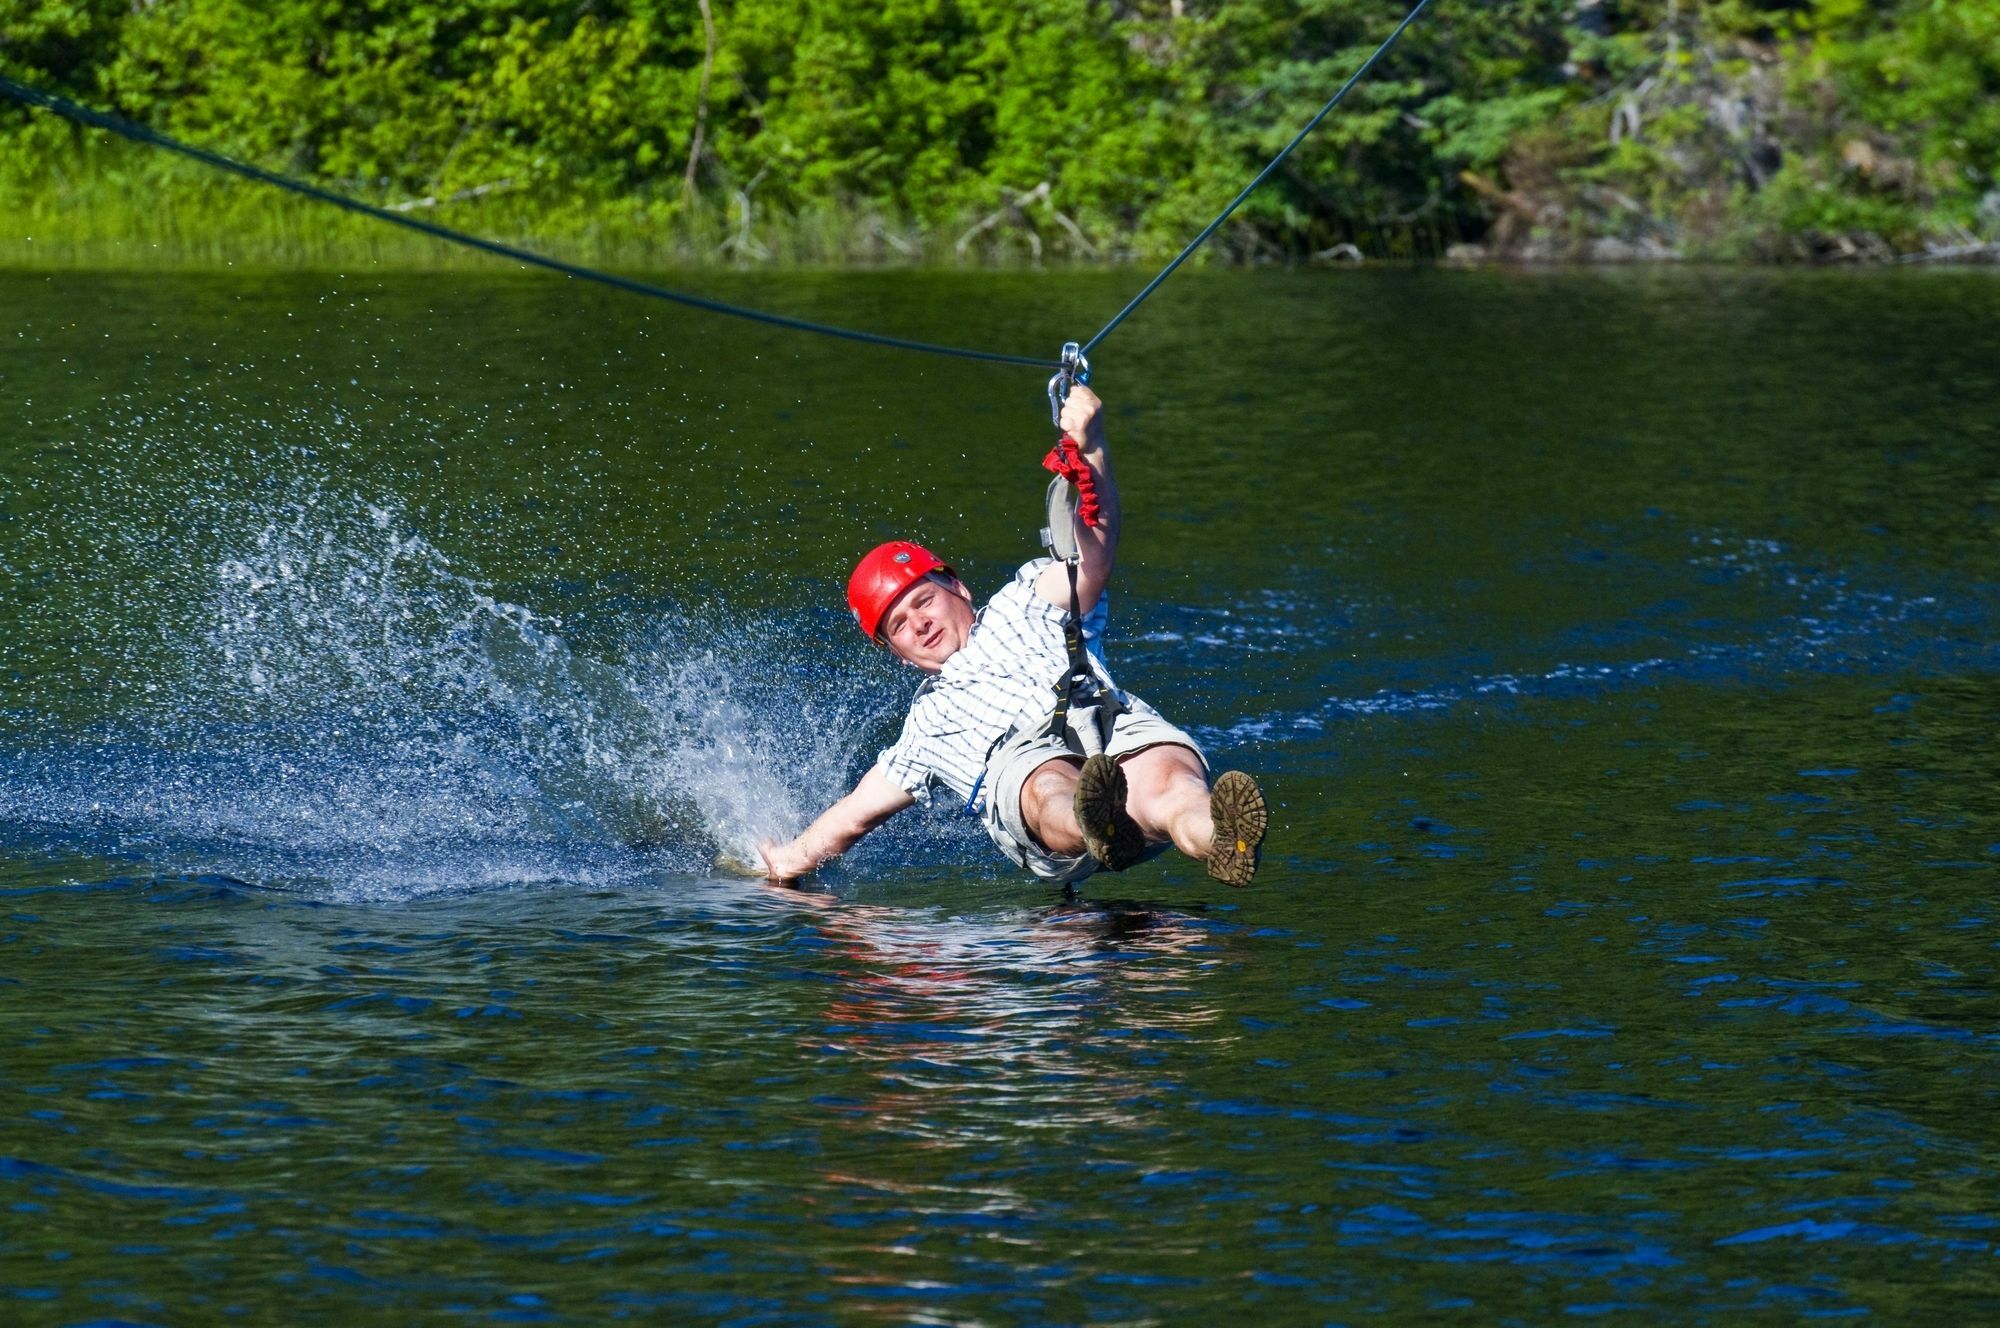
[0,133,1453,272]
[0,186,909,271]
[18,132,1957,273]
[0,146,1138,272]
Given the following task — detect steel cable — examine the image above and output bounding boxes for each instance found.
[1,0,1430,369]
[0,75,1050,369]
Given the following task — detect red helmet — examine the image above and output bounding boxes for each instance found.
[847,540,953,641]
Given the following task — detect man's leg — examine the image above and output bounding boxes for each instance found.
[1120,742,1267,887]
[1118,743,1214,859]
[1017,756,1086,857]
[1018,731,1266,884]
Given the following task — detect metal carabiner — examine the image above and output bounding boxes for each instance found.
[1045,341,1092,430]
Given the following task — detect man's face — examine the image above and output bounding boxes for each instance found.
[879,573,975,674]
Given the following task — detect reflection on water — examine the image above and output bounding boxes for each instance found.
[790,894,1230,1314]
[810,896,1225,1125]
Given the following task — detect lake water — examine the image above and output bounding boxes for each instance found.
[2,265,1997,1323]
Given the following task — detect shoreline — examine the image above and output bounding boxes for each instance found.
[6,200,1992,274]
[6,175,1993,276]
[5,244,1995,274]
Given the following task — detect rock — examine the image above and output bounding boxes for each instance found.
[1585,236,1679,262]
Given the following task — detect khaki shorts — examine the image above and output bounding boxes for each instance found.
[979,695,1208,884]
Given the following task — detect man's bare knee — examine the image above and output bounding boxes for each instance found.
[1021,757,1083,855]
[1117,743,1212,850]
[1025,756,1079,794]
[1119,743,1208,801]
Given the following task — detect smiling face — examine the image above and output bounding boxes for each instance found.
[878,572,976,673]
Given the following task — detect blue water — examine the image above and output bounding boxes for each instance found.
[2,266,1997,1323]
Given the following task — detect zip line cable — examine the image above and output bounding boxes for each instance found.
[0,75,1048,369]
[0,0,1430,369]
[1082,0,1432,358]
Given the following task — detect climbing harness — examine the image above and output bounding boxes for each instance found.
[1037,341,1119,753]
[1043,557,1121,751]
[957,341,1111,817]
[0,0,1431,370]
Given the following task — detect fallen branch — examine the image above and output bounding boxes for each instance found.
[955,181,1051,261]
[1311,242,1364,263]
[869,222,918,258]
[1047,208,1096,258]
[717,167,771,262]
[389,179,515,212]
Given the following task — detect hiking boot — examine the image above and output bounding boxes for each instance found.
[1074,754,1147,871]
[1206,771,1267,888]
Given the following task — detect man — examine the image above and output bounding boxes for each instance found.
[758,384,1266,887]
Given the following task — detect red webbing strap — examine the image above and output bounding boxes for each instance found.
[1039,430,1101,742]
[1040,436,1101,528]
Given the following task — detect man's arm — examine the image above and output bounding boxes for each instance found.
[1034,383,1121,615]
[758,763,915,881]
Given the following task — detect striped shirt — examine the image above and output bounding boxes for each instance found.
[878,558,1118,811]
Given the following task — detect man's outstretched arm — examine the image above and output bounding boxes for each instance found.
[1035,383,1121,615]
[759,764,915,882]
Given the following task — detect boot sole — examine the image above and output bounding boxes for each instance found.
[1074,754,1147,871]
[1206,771,1267,888]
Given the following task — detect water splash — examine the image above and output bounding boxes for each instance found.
[1,476,894,897]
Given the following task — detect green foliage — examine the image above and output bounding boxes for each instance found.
[1798,0,2000,232]
[0,0,1991,265]
[1536,0,1998,256]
